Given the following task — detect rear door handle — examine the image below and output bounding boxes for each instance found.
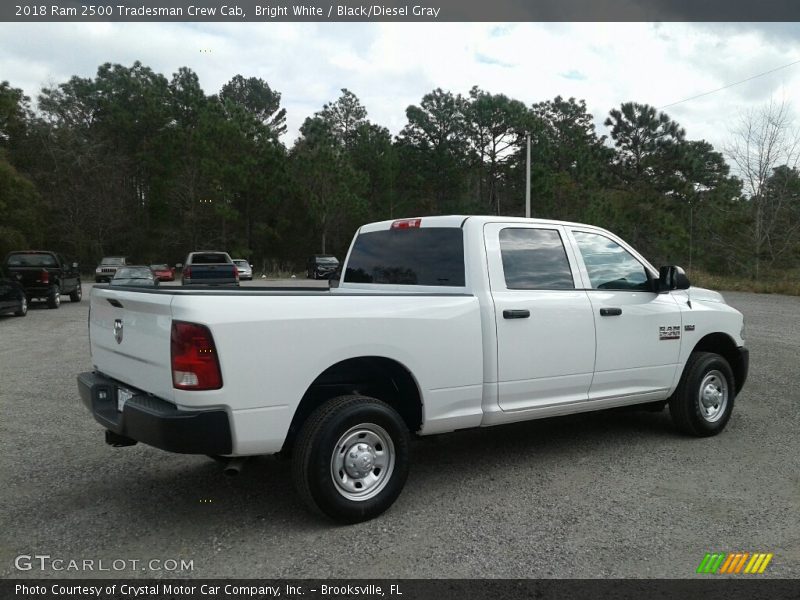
[503,309,530,319]
[600,307,622,316]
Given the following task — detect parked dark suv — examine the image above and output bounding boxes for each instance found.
[4,251,81,309]
[307,255,340,279]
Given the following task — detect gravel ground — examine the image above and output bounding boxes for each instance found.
[0,285,797,579]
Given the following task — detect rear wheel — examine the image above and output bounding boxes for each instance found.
[669,352,735,436]
[14,295,27,317]
[292,395,410,523]
[69,281,82,302]
[47,285,61,309]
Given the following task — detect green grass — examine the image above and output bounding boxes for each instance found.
[689,270,800,296]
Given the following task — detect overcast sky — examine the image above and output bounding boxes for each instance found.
[2,22,800,154]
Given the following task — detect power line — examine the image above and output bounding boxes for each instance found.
[659,58,800,110]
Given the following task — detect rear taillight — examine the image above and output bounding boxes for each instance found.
[41,269,49,284]
[183,266,191,279]
[391,218,422,229]
[233,265,239,281]
[171,321,222,390]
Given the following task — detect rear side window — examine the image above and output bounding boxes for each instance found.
[499,228,574,290]
[344,228,465,286]
[191,253,230,264]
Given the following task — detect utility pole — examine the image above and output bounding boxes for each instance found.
[525,132,531,218]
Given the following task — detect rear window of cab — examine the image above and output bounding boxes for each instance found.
[344,227,465,286]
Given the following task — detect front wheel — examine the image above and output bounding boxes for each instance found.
[292,395,410,523]
[669,352,735,437]
[47,285,61,309]
[69,281,82,302]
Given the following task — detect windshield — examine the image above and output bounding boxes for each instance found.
[316,256,339,264]
[6,253,57,267]
[101,257,126,266]
[150,264,169,270]
[233,260,249,267]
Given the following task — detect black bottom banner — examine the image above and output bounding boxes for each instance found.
[3,579,799,600]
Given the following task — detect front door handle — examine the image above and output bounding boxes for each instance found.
[503,309,530,319]
[600,307,622,316]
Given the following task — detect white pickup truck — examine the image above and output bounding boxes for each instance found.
[78,216,749,523]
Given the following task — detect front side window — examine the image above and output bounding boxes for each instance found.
[499,228,574,290]
[572,231,650,291]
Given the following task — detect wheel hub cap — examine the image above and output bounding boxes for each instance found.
[698,370,728,422]
[701,384,722,408]
[330,423,395,501]
[346,443,377,478]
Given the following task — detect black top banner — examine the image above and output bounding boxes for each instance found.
[5,0,800,22]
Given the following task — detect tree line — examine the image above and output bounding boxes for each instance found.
[1,61,799,278]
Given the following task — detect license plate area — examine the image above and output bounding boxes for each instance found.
[117,387,134,412]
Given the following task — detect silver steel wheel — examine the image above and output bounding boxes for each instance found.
[698,370,728,423]
[20,297,27,314]
[330,423,395,501]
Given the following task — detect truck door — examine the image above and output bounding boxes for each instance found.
[58,254,77,291]
[485,223,596,411]
[567,228,682,401]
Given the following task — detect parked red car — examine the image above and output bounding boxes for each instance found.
[149,264,175,282]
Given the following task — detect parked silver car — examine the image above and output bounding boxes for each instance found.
[232,259,253,281]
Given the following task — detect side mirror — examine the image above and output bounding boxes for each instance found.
[72,262,79,268]
[658,265,691,291]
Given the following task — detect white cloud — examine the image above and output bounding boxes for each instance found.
[1,21,799,155]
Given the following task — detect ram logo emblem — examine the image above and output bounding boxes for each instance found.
[114,319,124,344]
[659,325,680,340]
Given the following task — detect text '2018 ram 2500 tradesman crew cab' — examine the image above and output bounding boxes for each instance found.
[78,216,749,523]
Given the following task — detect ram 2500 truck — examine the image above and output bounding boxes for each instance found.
[78,216,748,523]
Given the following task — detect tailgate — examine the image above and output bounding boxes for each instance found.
[8,267,49,287]
[89,287,175,401]
[190,265,235,280]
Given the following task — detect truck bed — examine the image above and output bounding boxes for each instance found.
[87,285,484,455]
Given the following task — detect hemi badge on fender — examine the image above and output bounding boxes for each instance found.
[685,324,696,331]
[659,326,681,340]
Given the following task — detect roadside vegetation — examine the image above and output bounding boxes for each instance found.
[690,270,800,296]
[1,63,799,291]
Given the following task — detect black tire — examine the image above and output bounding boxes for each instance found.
[14,295,27,317]
[669,352,735,437]
[292,395,410,523]
[69,281,82,302]
[47,284,61,309]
